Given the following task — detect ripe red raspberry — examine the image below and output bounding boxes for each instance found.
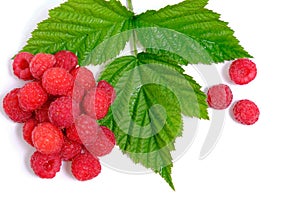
[82,87,110,120]
[12,52,34,80]
[72,114,99,145]
[23,118,38,146]
[66,83,85,103]
[54,50,78,71]
[71,67,96,91]
[71,151,101,181]
[32,122,64,154]
[30,151,62,179]
[2,88,32,123]
[48,96,80,129]
[42,67,74,96]
[233,99,260,125]
[18,82,48,112]
[66,124,83,144]
[86,126,116,157]
[207,84,233,110]
[229,59,257,85]
[34,100,52,123]
[30,53,56,79]
[61,136,82,161]
[97,80,116,104]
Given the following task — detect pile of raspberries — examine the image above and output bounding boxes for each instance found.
[3,50,116,181]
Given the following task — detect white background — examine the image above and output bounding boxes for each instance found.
[1,0,300,199]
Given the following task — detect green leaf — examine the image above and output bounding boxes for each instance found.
[146,48,189,66]
[21,0,134,65]
[137,52,208,119]
[157,164,175,191]
[99,53,208,189]
[135,0,252,64]
[21,0,251,66]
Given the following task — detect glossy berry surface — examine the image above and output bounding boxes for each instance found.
[207,84,233,110]
[233,99,260,125]
[3,88,32,123]
[54,50,78,71]
[30,151,62,179]
[13,52,34,80]
[42,67,74,96]
[229,59,257,85]
[29,53,56,79]
[82,87,110,120]
[18,82,48,112]
[48,96,80,128]
[32,122,64,154]
[71,151,101,181]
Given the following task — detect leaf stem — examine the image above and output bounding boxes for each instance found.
[126,0,138,56]
[126,0,134,12]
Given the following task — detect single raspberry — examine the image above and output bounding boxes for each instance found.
[12,52,34,80]
[2,88,32,123]
[32,122,64,154]
[18,82,48,112]
[82,87,110,120]
[54,50,78,71]
[30,151,62,179]
[71,67,96,91]
[97,80,116,104]
[66,82,85,103]
[34,100,52,123]
[29,53,56,79]
[233,99,260,125]
[86,126,116,157]
[48,96,80,128]
[22,118,38,146]
[71,151,101,181]
[42,67,74,96]
[66,124,83,144]
[61,136,82,161]
[74,114,99,145]
[229,59,257,85]
[207,84,233,110]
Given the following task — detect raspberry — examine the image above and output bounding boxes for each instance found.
[71,151,101,181]
[66,83,85,103]
[12,52,34,80]
[23,118,38,146]
[54,50,78,71]
[66,124,83,144]
[48,96,80,128]
[42,67,74,96]
[18,82,48,112]
[61,136,82,161]
[233,99,260,125]
[74,114,99,146]
[2,88,32,123]
[86,126,115,157]
[71,67,96,91]
[30,151,62,179]
[229,59,257,85]
[82,87,110,120]
[30,53,56,79]
[207,84,233,110]
[34,100,51,123]
[32,122,64,154]
[97,80,116,104]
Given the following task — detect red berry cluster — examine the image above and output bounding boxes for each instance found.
[3,50,116,180]
[207,58,260,125]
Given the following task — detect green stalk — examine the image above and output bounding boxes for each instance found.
[126,0,134,12]
[126,0,138,56]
